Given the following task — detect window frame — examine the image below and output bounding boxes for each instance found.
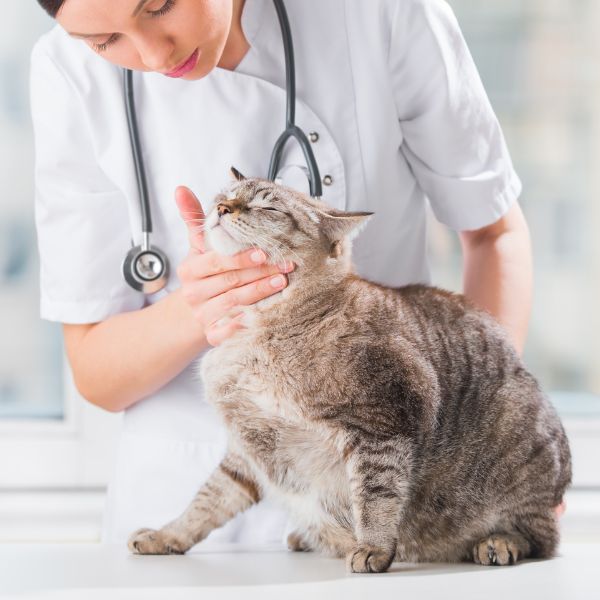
[0,359,120,489]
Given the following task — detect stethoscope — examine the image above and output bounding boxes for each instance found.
[122,0,322,294]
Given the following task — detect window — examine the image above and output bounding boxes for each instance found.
[0,6,120,497]
[1,7,62,422]
[2,1,596,500]
[429,0,600,485]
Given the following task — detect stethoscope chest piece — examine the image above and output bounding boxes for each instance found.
[122,242,169,294]
[121,0,319,294]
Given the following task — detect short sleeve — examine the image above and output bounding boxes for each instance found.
[30,40,145,323]
[389,0,522,231]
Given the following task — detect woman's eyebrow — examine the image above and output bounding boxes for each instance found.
[68,0,151,37]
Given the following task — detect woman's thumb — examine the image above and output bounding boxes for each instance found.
[175,186,206,252]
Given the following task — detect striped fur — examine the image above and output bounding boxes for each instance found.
[128,178,571,572]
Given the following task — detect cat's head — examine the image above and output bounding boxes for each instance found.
[204,168,373,270]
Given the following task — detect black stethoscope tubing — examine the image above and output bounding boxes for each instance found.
[268,0,323,198]
[124,68,152,236]
[122,0,322,293]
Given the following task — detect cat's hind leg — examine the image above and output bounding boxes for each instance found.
[514,510,560,559]
[128,451,260,555]
[287,530,313,552]
[287,518,357,557]
[471,509,559,566]
[472,533,531,566]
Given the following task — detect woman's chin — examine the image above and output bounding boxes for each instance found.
[205,225,248,256]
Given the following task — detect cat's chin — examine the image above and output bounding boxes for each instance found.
[205,224,248,256]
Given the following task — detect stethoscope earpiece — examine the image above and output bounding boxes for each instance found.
[122,243,169,294]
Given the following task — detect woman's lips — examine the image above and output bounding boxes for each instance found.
[164,49,200,78]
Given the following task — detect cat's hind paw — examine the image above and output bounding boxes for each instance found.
[346,544,394,573]
[472,534,530,566]
[128,527,189,555]
[287,531,313,552]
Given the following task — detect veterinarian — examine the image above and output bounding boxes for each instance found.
[32,0,554,546]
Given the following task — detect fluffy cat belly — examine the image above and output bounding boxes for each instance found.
[258,459,356,557]
[242,420,351,498]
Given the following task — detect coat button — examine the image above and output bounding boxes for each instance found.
[323,175,333,186]
[309,131,320,143]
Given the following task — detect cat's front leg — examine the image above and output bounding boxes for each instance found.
[128,450,260,555]
[345,437,413,573]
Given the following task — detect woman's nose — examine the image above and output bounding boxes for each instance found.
[135,36,175,73]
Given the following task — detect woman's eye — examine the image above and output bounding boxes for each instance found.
[90,0,175,53]
[92,33,121,53]
[148,0,176,17]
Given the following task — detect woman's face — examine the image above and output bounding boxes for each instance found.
[56,0,235,80]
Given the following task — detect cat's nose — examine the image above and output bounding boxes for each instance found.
[217,203,232,216]
[217,199,245,217]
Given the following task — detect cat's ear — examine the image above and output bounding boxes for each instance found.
[230,166,246,181]
[318,208,373,242]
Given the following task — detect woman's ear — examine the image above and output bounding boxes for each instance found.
[230,166,246,181]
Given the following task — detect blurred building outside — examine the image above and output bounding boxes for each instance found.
[431,0,600,413]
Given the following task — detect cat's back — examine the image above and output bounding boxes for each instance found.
[332,277,558,442]
[345,278,522,387]
[348,278,506,350]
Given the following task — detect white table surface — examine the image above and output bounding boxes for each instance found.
[0,542,598,600]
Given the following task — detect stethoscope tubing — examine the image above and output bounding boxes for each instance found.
[122,0,322,292]
[268,0,323,198]
[124,68,153,241]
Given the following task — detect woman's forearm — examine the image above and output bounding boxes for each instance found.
[69,288,208,412]
[460,211,533,356]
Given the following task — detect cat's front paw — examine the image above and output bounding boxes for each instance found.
[346,544,394,573]
[128,527,189,555]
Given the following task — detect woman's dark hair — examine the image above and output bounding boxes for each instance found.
[37,0,66,18]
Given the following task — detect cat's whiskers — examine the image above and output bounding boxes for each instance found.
[266,236,304,268]
[236,225,291,268]
[251,230,300,267]
[218,210,304,268]
[225,219,280,261]
[236,226,286,266]
[241,224,303,267]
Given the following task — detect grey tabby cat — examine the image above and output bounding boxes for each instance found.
[128,171,571,573]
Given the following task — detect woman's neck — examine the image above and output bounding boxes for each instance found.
[218,0,250,71]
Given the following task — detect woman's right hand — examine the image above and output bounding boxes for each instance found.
[174,186,294,346]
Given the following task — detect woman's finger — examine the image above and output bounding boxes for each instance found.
[175,186,206,252]
[178,247,278,281]
[196,273,289,327]
[182,262,295,303]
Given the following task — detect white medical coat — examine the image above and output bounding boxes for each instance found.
[30,0,522,546]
